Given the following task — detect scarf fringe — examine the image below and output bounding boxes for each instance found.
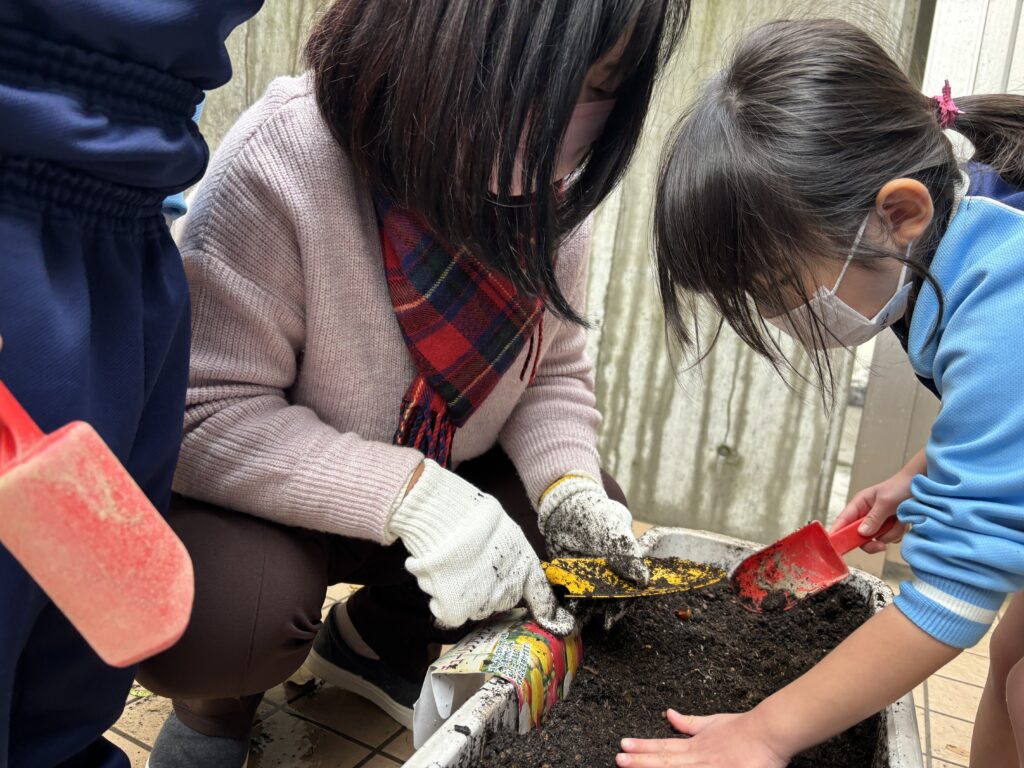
[394,376,455,468]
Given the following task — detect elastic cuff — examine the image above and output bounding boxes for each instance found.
[386,460,481,553]
[894,577,1002,649]
[537,472,612,532]
[538,471,602,507]
[383,463,424,544]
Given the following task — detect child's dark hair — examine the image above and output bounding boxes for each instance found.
[655,18,1024,397]
[307,0,689,325]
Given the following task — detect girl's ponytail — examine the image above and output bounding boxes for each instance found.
[949,90,1024,186]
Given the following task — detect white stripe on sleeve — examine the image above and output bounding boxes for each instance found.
[912,580,999,626]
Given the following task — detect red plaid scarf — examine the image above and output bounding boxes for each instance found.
[374,193,544,467]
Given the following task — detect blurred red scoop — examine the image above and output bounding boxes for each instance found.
[0,380,193,667]
[731,517,896,613]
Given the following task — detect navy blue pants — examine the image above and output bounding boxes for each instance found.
[0,158,191,767]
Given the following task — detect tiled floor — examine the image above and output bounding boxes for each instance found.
[106,583,415,767]
[106,530,992,767]
[110,679,413,768]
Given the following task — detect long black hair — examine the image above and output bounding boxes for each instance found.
[307,0,689,324]
[655,18,1024,397]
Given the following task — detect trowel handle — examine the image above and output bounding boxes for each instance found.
[0,380,44,467]
[828,516,897,555]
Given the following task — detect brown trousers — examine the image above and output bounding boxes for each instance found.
[137,448,625,739]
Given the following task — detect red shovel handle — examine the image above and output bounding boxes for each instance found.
[828,516,898,555]
[0,380,44,467]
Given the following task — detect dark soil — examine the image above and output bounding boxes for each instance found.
[759,589,791,613]
[480,579,885,768]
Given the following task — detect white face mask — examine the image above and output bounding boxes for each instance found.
[765,216,913,349]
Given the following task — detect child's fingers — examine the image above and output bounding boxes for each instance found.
[878,521,909,544]
[856,505,898,536]
[666,709,710,735]
[857,513,908,552]
[616,750,699,767]
[831,492,874,533]
[620,737,691,754]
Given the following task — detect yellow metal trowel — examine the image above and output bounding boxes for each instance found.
[543,557,724,599]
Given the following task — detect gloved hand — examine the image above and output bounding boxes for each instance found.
[386,460,575,635]
[538,472,650,585]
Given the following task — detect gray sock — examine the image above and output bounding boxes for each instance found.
[148,711,250,768]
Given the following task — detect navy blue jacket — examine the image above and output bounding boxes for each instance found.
[0,0,263,192]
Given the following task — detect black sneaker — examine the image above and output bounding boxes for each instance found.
[305,603,420,728]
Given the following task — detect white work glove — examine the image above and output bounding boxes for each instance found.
[386,460,575,635]
[538,472,650,585]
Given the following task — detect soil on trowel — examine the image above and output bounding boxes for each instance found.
[481,579,885,768]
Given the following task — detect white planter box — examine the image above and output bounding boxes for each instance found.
[406,526,923,768]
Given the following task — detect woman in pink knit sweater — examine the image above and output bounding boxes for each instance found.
[137,2,689,765]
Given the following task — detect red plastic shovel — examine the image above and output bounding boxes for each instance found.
[731,517,896,613]
[0,380,193,667]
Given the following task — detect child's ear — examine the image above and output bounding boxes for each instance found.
[875,178,934,246]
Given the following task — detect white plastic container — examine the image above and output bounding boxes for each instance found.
[406,526,923,768]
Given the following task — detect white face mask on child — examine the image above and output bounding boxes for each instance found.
[765,216,913,349]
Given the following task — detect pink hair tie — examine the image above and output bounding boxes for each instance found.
[934,80,961,129]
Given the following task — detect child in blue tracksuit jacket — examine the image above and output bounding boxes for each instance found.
[616,19,1024,768]
[0,3,260,766]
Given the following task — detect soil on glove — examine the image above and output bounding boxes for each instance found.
[481,579,886,768]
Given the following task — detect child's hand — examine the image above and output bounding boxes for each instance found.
[830,475,910,554]
[830,450,927,554]
[616,709,790,768]
[830,449,926,554]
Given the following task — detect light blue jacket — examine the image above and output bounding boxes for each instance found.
[162,98,205,221]
[896,167,1024,648]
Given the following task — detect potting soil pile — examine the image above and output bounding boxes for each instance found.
[481,580,885,767]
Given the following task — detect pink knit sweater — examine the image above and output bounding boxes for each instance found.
[172,74,603,544]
